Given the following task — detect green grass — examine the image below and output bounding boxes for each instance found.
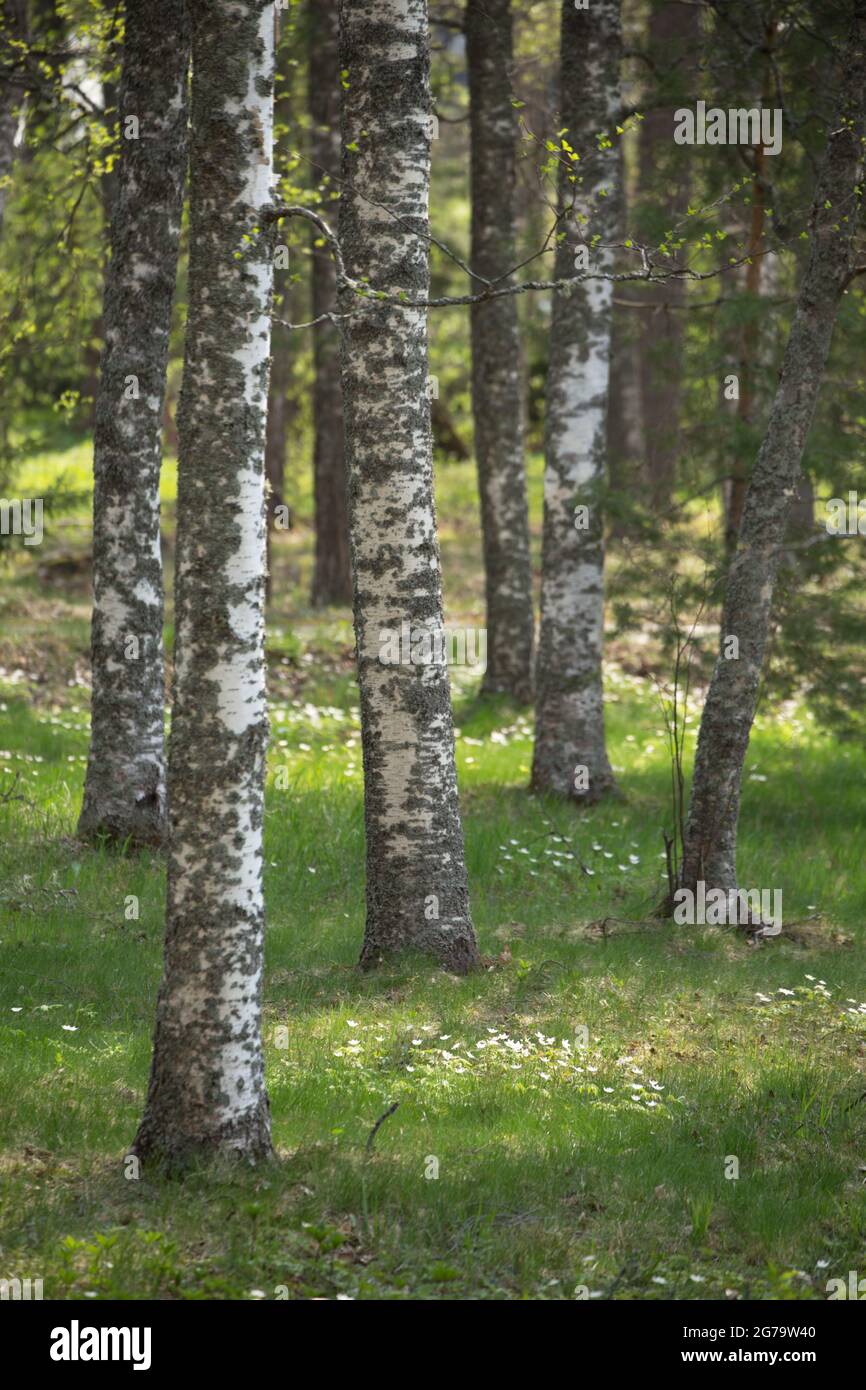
[1,444,866,1300]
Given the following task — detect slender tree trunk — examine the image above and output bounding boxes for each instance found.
[531,0,621,802]
[0,0,28,236]
[265,304,289,523]
[77,0,189,847]
[466,0,534,701]
[264,261,289,603]
[310,0,351,606]
[724,23,774,554]
[134,0,275,1167]
[607,141,644,529]
[679,15,866,897]
[638,0,701,509]
[724,141,766,552]
[264,17,294,603]
[340,0,479,973]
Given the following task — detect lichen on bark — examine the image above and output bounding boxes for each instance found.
[134,0,276,1167]
[466,0,534,703]
[531,0,621,803]
[339,0,479,974]
[78,0,190,848]
[310,0,351,607]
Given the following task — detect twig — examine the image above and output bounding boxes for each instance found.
[365,1101,399,1155]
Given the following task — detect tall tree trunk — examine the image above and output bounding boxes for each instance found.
[77,0,189,847]
[134,0,275,1167]
[679,14,866,898]
[531,0,621,802]
[724,21,775,554]
[638,0,701,509]
[465,0,534,701]
[0,0,29,236]
[340,0,479,974]
[607,141,644,530]
[264,261,290,602]
[724,139,766,552]
[310,0,351,606]
[264,15,294,603]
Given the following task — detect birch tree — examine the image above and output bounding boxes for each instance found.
[340,0,479,973]
[310,0,351,606]
[638,0,701,510]
[134,0,275,1165]
[531,0,621,802]
[466,0,534,702]
[77,0,189,846]
[0,0,28,237]
[679,11,866,899]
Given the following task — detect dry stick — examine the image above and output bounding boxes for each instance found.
[365,1101,399,1155]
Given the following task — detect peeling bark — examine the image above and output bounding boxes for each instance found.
[78,0,189,847]
[340,0,479,973]
[531,0,621,803]
[311,0,351,606]
[466,0,534,702]
[134,0,275,1167]
[680,13,866,896]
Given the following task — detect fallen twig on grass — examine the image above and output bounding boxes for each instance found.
[365,1102,399,1155]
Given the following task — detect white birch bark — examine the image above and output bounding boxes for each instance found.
[531,0,621,802]
[78,0,189,847]
[134,0,275,1166]
[0,0,28,236]
[339,0,479,973]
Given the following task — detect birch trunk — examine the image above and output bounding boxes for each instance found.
[466,0,534,702]
[680,15,866,896]
[340,0,479,973]
[0,0,28,236]
[310,0,351,607]
[724,22,775,554]
[264,260,289,602]
[77,0,189,847]
[134,0,275,1166]
[531,0,621,802]
[638,0,700,509]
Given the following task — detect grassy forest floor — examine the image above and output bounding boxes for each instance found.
[1,428,865,1300]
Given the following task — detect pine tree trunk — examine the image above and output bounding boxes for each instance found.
[77,0,189,847]
[340,0,479,974]
[531,0,621,802]
[679,18,866,897]
[134,0,275,1167]
[466,0,534,702]
[310,0,351,606]
[0,0,28,236]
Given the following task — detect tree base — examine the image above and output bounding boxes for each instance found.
[132,1103,273,1177]
[358,932,480,976]
[77,803,165,850]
